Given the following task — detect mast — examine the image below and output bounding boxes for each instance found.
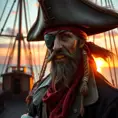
[17,0,23,71]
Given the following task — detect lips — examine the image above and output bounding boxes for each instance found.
[56,55,65,59]
[55,55,66,61]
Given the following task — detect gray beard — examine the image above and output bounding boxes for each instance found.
[50,59,78,90]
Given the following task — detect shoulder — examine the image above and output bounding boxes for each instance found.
[32,74,51,105]
[37,74,51,90]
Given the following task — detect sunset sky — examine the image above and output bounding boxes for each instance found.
[0,0,118,68]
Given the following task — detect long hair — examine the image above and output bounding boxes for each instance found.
[86,42,114,61]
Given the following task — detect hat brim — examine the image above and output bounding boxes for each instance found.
[27,0,118,41]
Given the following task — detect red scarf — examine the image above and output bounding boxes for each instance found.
[42,40,97,118]
[42,62,84,118]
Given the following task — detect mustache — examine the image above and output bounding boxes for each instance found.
[47,49,75,62]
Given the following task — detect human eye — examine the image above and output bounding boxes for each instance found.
[63,32,72,38]
[59,32,72,41]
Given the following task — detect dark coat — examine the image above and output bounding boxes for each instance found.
[27,72,118,118]
[69,72,118,118]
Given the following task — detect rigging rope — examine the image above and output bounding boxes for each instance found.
[39,49,48,81]
[108,0,113,9]
[104,32,115,86]
[100,0,103,6]
[0,0,17,35]
[107,0,118,87]
[93,0,118,87]
[22,38,29,66]
[0,0,19,75]
[26,0,31,27]
[111,30,118,59]
[23,0,39,81]
[31,43,39,78]
[23,0,29,33]
[0,38,13,75]
[104,0,108,7]
[5,39,17,72]
[5,0,19,72]
[0,0,8,22]
[108,31,118,86]
[23,0,34,75]
[6,0,18,70]
[103,0,115,86]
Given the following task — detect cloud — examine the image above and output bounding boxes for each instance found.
[0,56,7,64]
[0,44,9,48]
[4,27,17,35]
[11,11,17,15]
[4,27,27,35]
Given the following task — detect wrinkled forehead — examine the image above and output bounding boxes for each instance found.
[43,26,87,39]
[44,27,72,35]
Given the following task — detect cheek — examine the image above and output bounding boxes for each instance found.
[67,40,77,53]
[72,40,78,49]
[64,40,77,53]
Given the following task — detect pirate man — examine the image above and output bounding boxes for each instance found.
[21,0,118,118]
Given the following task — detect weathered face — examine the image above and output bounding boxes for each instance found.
[44,30,81,89]
[44,30,78,62]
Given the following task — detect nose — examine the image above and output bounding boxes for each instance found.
[53,36,62,51]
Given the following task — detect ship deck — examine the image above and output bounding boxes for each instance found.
[0,95,27,118]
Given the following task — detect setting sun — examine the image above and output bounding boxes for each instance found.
[94,58,107,72]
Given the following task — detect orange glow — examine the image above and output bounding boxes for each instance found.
[23,67,27,73]
[94,58,107,72]
[30,77,34,90]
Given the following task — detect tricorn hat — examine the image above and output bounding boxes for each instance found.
[27,0,118,41]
